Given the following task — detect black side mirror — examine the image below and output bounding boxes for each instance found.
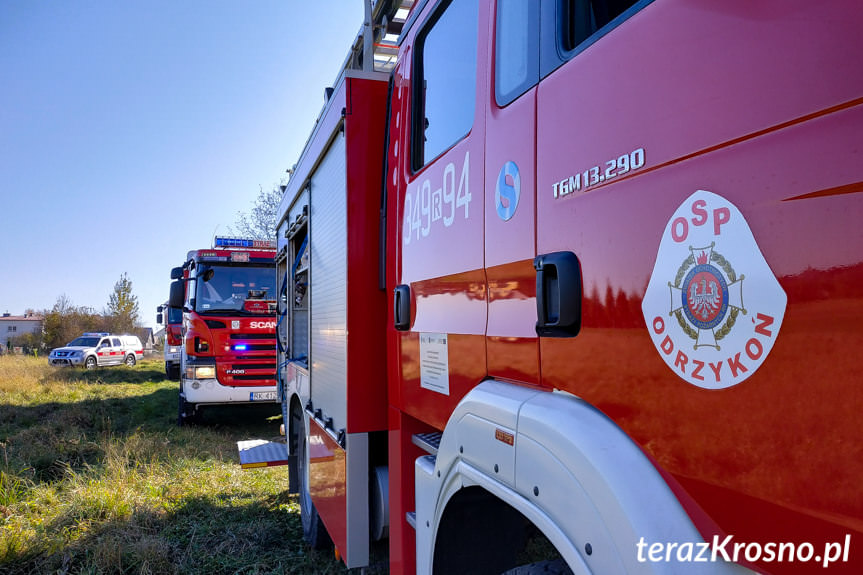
[169,280,185,308]
[170,267,183,280]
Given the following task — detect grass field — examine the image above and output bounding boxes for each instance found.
[0,355,356,574]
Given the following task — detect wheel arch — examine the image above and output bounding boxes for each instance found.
[416,380,748,574]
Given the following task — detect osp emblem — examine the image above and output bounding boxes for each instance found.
[641,190,786,389]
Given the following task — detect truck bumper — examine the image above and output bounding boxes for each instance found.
[181,377,277,405]
[50,357,85,367]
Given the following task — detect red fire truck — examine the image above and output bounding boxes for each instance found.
[156,301,183,380]
[169,237,278,425]
[265,0,863,572]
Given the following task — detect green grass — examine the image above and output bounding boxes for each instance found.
[0,356,356,574]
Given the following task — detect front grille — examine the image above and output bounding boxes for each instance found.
[231,363,276,370]
[236,344,274,351]
[230,333,274,340]
[233,374,276,381]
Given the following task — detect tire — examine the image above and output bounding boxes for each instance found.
[84,356,97,370]
[500,559,573,575]
[124,354,137,367]
[296,404,331,549]
[177,394,198,426]
[167,364,181,381]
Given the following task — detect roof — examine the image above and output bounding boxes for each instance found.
[0,315,43,321]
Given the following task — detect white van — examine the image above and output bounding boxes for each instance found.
[49,332,144,369]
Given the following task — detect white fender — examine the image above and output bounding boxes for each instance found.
[415,380,753,574]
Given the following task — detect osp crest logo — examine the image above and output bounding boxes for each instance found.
[641,190,787,389]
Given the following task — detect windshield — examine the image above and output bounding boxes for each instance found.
[194,264,274,314]
[68,337,100,347]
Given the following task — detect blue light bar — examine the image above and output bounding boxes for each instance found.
[214,236,276,249]
[233,344,249,351]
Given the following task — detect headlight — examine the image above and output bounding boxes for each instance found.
[168,346,180,353]
[194,365,216,379]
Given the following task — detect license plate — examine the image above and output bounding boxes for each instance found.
[250,391,277,401]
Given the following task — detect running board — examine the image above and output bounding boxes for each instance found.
[237,438,290,469]
[412,431,442,455]
[407,435,442,531]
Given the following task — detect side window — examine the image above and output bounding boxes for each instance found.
[412,0,479,170]
[495,0,540,106]
[112,338,122,347]
[99,339,110,348]
[560,0,643,55]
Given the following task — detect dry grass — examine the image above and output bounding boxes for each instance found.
[0,356,355,574]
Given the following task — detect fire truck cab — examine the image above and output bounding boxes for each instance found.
[156,301,182,380]
[169,237,279,424]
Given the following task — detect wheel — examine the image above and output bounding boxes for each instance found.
[177,394,198,426]
[84,356,97,370]
[296,404,331,549]
[124,354,136,367]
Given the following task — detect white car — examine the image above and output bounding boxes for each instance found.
[49,332,143,369]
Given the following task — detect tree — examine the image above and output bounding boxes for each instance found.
[8,331,43,355]
[42,295,104,350]
[106,273,140,334]
[231,183,283,240]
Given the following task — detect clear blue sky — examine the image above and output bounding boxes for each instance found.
[0,1,364,329]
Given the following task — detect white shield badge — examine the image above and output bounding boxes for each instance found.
[641,190,787,389]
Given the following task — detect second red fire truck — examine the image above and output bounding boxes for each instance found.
[253,0,863,573]
[156,301,182,380]
[169,237,278,424]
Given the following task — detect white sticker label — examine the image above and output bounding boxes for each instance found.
[641,190,787,389]
[419,332,450,395]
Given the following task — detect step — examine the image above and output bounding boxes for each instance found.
[237,438,289,469]
[412,431,442,456]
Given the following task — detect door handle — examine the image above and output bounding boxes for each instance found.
[534,251,582,337]
[394,284,411,331]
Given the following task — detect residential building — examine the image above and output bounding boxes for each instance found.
[0,312,44,350]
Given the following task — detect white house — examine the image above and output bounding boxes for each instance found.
[0,312,44,350]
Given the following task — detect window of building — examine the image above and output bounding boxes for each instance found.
[495,0,540,106]
[412,0,479,170]
[8,326,16,332]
